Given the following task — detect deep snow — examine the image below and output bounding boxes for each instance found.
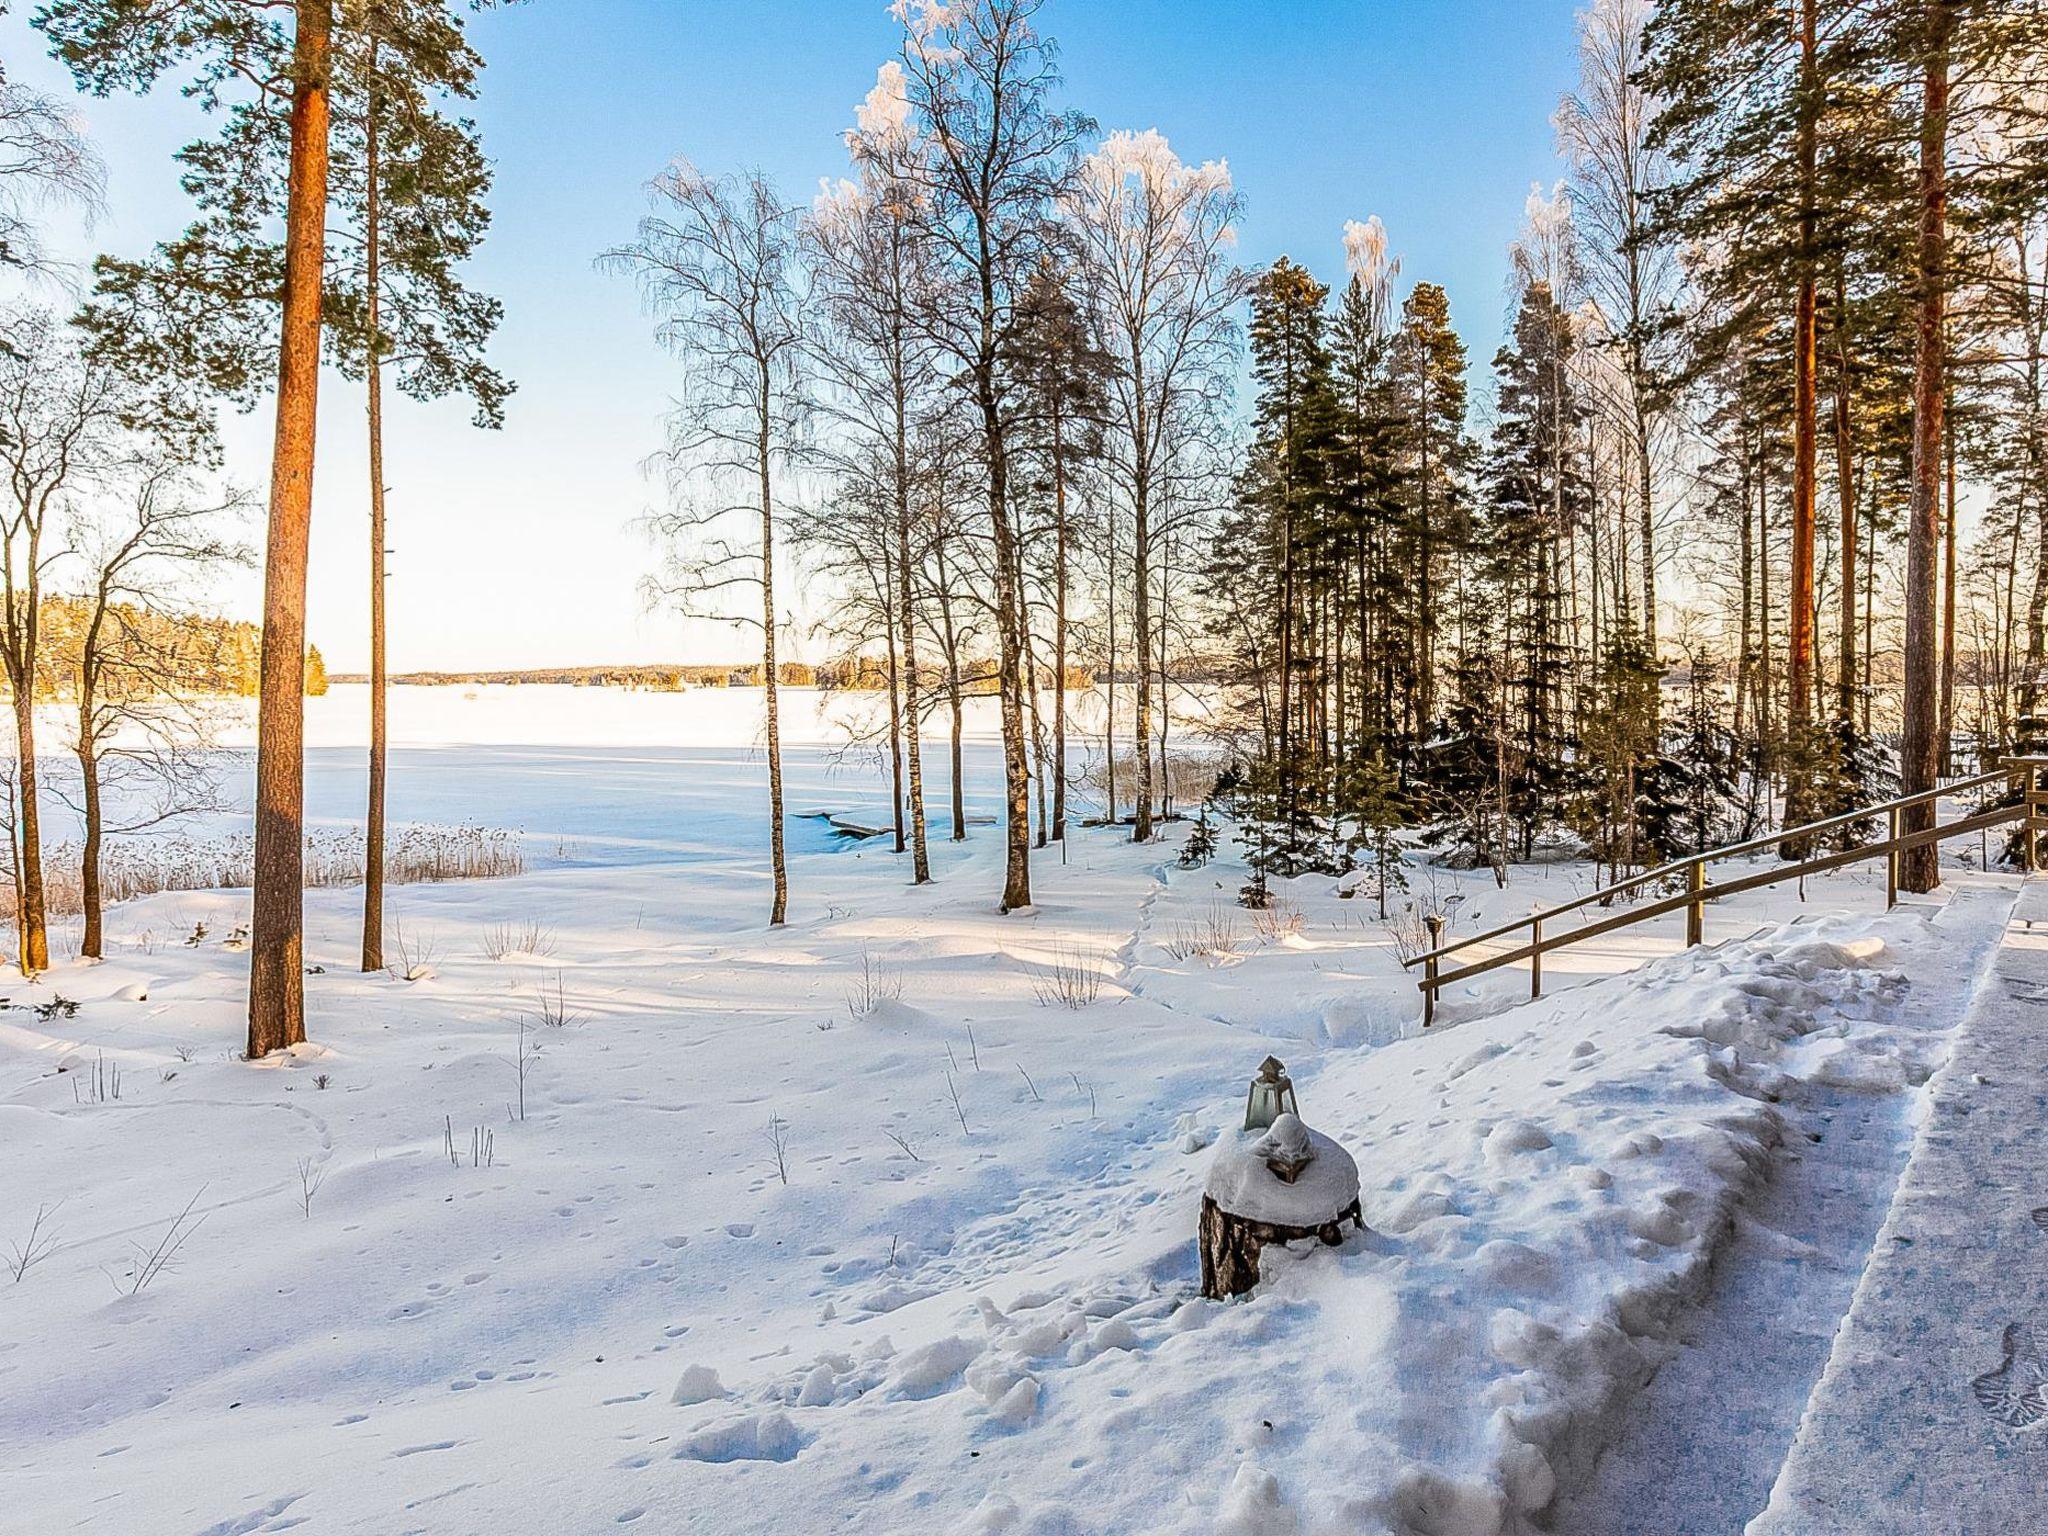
[0,687,2015,1535]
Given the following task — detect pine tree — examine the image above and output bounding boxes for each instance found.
[40,0,517,1056]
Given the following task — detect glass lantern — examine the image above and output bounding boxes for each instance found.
[1243,1055,1298,1131]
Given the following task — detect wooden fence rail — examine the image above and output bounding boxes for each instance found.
[1402,758,2048,1028]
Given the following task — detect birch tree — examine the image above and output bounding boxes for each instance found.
[605,164,805,925]
[885,0,1089,912]
[1064,128,1244,842]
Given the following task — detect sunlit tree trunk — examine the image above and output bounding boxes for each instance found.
[362,40,388,975]
[249,0,335,1059]
[1901,0,1953,893]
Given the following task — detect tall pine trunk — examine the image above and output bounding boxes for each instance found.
[1939,413,1958,774]
[1901,0,1953,893]
[362,48,388,975]
[1834,277,1859,729]
[1783,0,1821,845]
[248,0,334,1059]
[1050,395,1069,842]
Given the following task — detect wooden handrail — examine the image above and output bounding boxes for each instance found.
[1404,765,2015,972]
[1402,758,2044,1026]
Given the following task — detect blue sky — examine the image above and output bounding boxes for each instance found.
[1,0,1583,670]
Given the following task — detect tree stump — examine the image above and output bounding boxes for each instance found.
[1199,1113,1364,1300]
[1199,1193,1364,1300]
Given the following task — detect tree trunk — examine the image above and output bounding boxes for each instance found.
[895,412,930,883]
[1834,277,1858,729]
[883,541,906,855]
[934,531,967,842]
[362,53,388,975]
[1132,383,1154,844]
[1783,0,1820,844]
[1901,0,1953,894]
[760,393,787,926]
[77,731,101,962]
[1940,408,1958,774]
[10,687,46,976]
[248,0,334,1058]
[1051,397,1069,842]
[975,351,1029,909]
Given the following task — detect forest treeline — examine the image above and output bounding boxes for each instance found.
[335,660,1097,692]
[5,599,299,701]
[606,0,2048,928]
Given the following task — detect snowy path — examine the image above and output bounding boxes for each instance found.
[1750,880,2048,1533]
[1558,886,2013,1536]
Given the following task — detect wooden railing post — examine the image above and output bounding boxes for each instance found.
[2029,764,2041,876]
[1422,914,1443,1028]
[1685,858,1706,947]
[1529,912,1543,1000]
[1886,805,1901,908]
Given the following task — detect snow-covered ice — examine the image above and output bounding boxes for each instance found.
[0,687,2017,1534]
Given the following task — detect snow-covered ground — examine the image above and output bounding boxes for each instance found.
[0,687,2017,1534]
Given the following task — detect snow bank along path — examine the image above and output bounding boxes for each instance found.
[0,769,2015,1534]
[1751,879,2048,1533]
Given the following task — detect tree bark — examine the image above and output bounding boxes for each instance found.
[1051,393,1069,842]
[895,427,930,882]
[9,683,46,976]
[1940,407,1958,774]
[362,45,388,975]
[1834,276,1858,729]
[760,387,787,926]
[882,540,905,855]
[247,0,333,1059]
[934,528,967,841]
[1901,0,1953,894]
[1132,380,1154,844]
[1783,0,1820,846]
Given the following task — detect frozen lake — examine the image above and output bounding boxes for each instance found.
[38,683,1053,869]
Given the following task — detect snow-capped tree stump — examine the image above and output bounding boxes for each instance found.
[1200,1113,1363,1300]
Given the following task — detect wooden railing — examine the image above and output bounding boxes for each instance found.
[1401,757,2048,1028]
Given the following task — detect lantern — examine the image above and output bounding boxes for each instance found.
[1243,1055,1298,1131]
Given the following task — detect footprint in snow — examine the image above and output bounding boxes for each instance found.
[1971,1322,2048,1430]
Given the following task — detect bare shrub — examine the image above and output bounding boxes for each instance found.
[1249,900,1303,945]
[1163,900,1240,962]
[845,950,903,1019]
[386,919,439,982]
[445,1116,495,1167]
[1076,747,1218,823]
[1030,945,1106,1009]
[7,1202,59,1282]
[530,972,583,1029]
[883,1128,921,1162]
[295,1156,327,1218]
[106,1188,205,1295]
[511,1017,541,1120]
[944,1068,969,1135]
[70,1052,120,1104]
[763,1114,792,1185]
[480,920,556,961]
